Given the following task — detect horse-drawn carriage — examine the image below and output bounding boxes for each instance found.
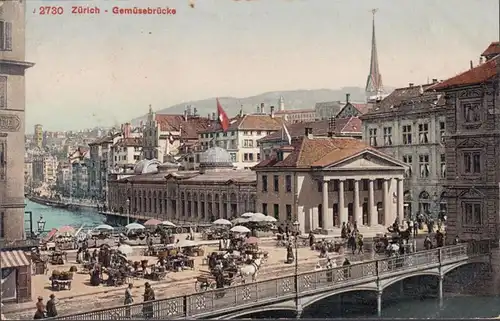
[195,268,238,292]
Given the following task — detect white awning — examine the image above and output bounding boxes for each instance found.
[1,250,30,268]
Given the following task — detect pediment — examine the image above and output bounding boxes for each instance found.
[326,150,406,169]
[456,138,485,149]
[458,188,485,199]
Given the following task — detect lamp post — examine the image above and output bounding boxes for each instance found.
[37,216,46,235]
[126,198,131,225]
[292,220,300,317]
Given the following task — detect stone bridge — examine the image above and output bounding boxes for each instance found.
[55,244,490,320]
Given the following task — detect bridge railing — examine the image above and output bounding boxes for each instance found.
[53,244,485,320]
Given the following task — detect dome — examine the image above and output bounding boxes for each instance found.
[133,159,160,174]
[199,147,233,169]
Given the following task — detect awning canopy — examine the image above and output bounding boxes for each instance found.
[1,250,30,268]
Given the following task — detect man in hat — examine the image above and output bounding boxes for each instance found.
[124,283,134,318]
[142,282,155,319]
[46,294,58,318]
[34,296,45,319]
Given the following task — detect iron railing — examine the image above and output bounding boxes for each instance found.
[53,243,487,320]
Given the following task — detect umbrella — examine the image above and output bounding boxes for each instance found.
[161,220,177,227]
[126,223,145,230]
[177,240,197,248]
[117,244,134,255]
[241,212,254,218]
[232,217,249,224]
[144,219,162,226]
[263,215,277,222]
[248,213,267,222]
[245,237,259,245]
[212,219,232,226]
[230,225,251,233]
[94,224,114,230]
[57,225,76,234]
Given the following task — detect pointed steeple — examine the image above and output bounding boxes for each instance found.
[365,9,384,100]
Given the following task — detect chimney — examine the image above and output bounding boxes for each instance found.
[260,103,265,114]
[270,106,275,118]
[328,117,336,137]
[123,123,131,138]
[409,83,414,87]
[345,93,350,104]
[304,127,313,139]
[432,78,438,84]
[470,60,473,69]
[212,112,216,121]
[479,56,484,65]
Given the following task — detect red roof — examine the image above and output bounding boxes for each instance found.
[154,115,211,139]
[429,57,498,91]
[482,42,500,57]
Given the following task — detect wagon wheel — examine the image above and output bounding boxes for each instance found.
[195,280,209,292]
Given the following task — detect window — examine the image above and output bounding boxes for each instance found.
[369,128,377,146]
[230,153,236,162]
[286,205,292,221]
[402,155,413,178]
[418,154,430,178]
[0,140,5,180]
[262,175,268,192]
[0,76,6,109]
[402,125,412,145]
[0,212,4,238]
[463,102,481,123]
[463,202,482,225]
[383,127,393,146]
[463,151,481,174]
[439,122,445,143]
[418,123,429,143]
[285,175,292,192]
[262,203,268,215]
[0,21,13,51]
[273,204,280,219]
[257,153,261,161]
[273,175,279,192]
[440,154,446,178]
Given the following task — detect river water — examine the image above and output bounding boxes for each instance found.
[24,200,500,319]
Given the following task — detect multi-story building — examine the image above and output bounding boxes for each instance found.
[69,147,90,199]
[142,105,211,162]
[253,129,407,234]
[195,109,283,169]
[107,147,256,222]
[55,161,72,197]
[259,117,362,161]
[0,0,35,303]
[111,124,142,170]
[429,43,500,242]
[315,94,368,121]
[360,82,447,220]
[32,153,58,184]
[34,124,43,148]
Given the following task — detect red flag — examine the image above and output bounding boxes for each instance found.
[217,98,230,132]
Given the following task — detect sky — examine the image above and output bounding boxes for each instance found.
[24,0,499,131]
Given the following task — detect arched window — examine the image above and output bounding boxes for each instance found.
[419,191,430,215]
[439,192,447,219]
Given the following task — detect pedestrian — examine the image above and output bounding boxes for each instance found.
[46,294,58,318]
[33,296,45,319]
[454,236,460,245]
[142,282,155,319]
[413,220,418,238]
[124,283,134,318]
[357,235,364,254]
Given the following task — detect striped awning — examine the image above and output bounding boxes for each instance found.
[1,250,30,268]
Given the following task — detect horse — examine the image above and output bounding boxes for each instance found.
[386,243,399,257]
[239,258,262,283]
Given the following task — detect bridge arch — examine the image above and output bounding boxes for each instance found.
[442,257,490,276]
[381,271,440,290]
[219,307,297,320]
[302,287,378,310]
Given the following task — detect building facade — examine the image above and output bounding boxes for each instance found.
[108,147,256,222]
[429,46,500,241]
[69,147,90,199]
[34,124,42,148]
[253,129,407,234]
[360,82,447,220]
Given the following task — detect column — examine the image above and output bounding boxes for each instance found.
[338,180,347,224]
[220,197,224,219]
[438,275,444,306]
[383,179,390,226]
[377,290,382,317]
[397,178,404,225]
[323,180,333,229]
[353,179,361,226]
[368,179,376,226]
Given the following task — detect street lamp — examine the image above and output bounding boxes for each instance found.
[126,198,131,225]
[292,220,300,316]
[37,216,46,234]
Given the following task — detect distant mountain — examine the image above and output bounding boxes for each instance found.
[131,87,395,124]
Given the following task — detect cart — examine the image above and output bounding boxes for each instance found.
[51,279,72,291]
[49,251,67,265]
[195,274,216,292]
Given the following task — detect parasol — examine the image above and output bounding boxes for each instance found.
[57,225,76,235]
[117,244,134,255]
[125,223,145,230]
[230,225,251,233]
[248,213,267,222]
[263,215,277,222]
[232,217,249,224]
[144,219,162,226]
[94,224,114,231]
[241,212,254,218]
[212,219,232,226]
[161,220,177,227]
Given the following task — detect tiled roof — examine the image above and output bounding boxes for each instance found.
[259,118,361,143]
[88,135,114,146]
[155,115,212,139]
[482,42,500,57]
[351,103,370,114]
[113,138,142,148]
[199,114,284,133]
[429,57,498,91]
[254,136,371,169]
[362,83,444,116]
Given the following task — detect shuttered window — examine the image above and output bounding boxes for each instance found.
[0,20,12,51]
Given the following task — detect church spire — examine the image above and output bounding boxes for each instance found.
[365,9,383,101]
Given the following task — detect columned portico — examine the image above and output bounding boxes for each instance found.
[338,180,346,224]
[353,179,361,226]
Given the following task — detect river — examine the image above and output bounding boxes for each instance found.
[24,200,500,319]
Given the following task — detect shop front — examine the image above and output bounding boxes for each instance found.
[0,250,32,303]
